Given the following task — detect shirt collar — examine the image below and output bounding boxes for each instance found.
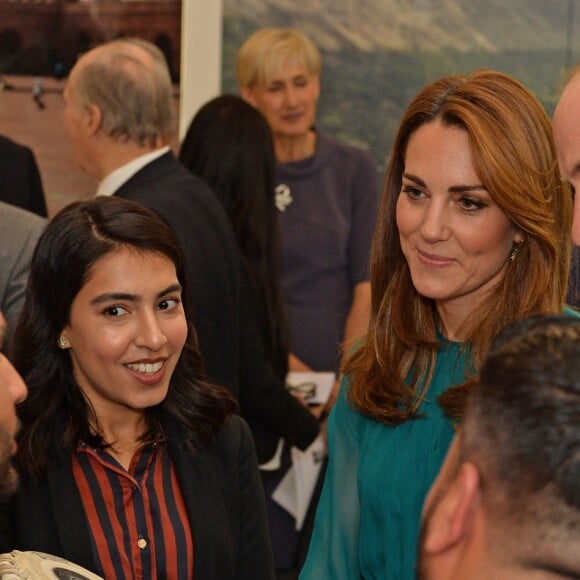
[96,146,170,197]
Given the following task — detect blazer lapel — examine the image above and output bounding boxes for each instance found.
[114,152,174,196]
[167,426,232,579]
[47,453,95,570]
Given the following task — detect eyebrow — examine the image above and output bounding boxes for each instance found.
[402,172,486,193]
[89,283,182,306]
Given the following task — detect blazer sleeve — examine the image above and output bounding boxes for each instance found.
[23,146,48,218]
[234,417,276,580]
[239,269,320,463]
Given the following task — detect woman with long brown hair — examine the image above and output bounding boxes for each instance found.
[300,70,574,580]
[0,196,274,579]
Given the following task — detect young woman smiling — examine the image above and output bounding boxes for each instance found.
[0,196,274,580]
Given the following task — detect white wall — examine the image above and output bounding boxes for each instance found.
[179,0,223,141]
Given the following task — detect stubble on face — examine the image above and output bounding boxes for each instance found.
[0,426,19,501]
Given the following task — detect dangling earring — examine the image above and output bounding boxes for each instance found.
[509,241,522,262]
[57,336,68,349]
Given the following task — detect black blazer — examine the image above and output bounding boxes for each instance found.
[0,415,275,580]
[115,152,240,397]
[0,135,47,217]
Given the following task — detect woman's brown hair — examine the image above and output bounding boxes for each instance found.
[346,70,572,424]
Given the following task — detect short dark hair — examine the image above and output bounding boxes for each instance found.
[462,314,580,568]
[14,196,236,479]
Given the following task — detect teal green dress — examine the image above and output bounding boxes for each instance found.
[300,337,467,580]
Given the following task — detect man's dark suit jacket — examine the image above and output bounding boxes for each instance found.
[115,152,319,462]
[0,415,275,579]
[0,135,48,217]
[115,152,240,397]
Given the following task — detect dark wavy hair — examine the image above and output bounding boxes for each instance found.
[13,196,237,479]
[179,94,288,376]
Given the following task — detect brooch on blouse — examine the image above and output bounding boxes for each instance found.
[275,184,293,212]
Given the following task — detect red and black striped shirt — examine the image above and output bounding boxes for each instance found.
[72,439,194,579]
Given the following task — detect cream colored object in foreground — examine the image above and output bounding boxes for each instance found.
[0,550,104,579]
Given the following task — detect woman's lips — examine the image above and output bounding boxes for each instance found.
[417,249,456,267]
[281,111,303,122]
[124,359,168,385]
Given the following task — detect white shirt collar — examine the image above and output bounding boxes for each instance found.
[96,146,171,197]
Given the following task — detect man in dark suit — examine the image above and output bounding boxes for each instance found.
[0,135,48,217]
[62,39,240,396]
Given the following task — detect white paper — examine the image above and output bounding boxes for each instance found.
[272,435,326,530]
[285,371,335,406]
[259,437,284,471]
[261,372,334,471]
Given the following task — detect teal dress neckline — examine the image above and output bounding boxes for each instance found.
[301,338,468,580]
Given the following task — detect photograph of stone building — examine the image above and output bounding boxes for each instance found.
[0,0,181,79]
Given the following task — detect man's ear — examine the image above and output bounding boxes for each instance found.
[423,462,481,555]
[84,103,103,137]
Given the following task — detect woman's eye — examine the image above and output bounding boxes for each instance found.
[158,298,180,311]
[104,305,129,317]
[402,185,424,200]
[458,196,486,211]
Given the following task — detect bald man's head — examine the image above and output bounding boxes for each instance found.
[66,39,175,148]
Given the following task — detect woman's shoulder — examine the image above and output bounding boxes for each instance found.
[207,414,254,455]
[166,414,256,476]
[319,131,375,172]
[219,413,250,436]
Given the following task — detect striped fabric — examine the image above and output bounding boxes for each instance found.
[72,440,194,580]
